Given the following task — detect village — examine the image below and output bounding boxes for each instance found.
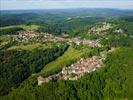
[11,30,102,47]
[88,22,112,34]
[37,51,108,86]
[37,47,117,86]
[10,22,122,48]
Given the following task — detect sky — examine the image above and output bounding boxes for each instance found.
[0,0,133,10]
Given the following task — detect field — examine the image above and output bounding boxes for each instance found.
[7,42,64,51]
[7,43,43,51]
[0,24,39,31]
[41,46,83,75]
[0,35,11,42]
[40,45,93,76]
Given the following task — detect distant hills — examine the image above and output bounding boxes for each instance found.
[1,8,133,17]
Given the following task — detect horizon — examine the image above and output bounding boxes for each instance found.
[0,0,133,10]
[1,8,133,11]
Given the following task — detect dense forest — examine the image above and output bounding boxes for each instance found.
[0,43,68,95]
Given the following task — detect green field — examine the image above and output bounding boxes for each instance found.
[0,24,39,31]
[0,35,11,42]
[40,46,90,76]
[7,42,61,51]
[7,43,43,51]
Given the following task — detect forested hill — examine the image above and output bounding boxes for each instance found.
[1,8,133,16]
[1,8,133,27]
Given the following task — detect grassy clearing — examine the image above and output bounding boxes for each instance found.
[40,46,89,76]
[6,42,64,51]
[0,24,39,31]
[7,43,42,51]
[0,35,11,42]
[19,25,39,31]
[7,43,55,51]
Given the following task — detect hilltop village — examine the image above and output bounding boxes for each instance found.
[38,55,103,85]
[37,49,113,86]
[88,22,112,34]
[9,22,123,48]
[11,30,102,47]
[88,22,123,35]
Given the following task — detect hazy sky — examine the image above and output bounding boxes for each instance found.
[0,0,133,10]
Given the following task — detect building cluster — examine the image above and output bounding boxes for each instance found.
[11,31,39,41]
[66,37,102,47]
[37,49,113,85]
[66,37,81,45]
[61,56,102,79]
[114,28,123,33]
[37,56,103,85]
[88,22,112,34]
[82,39,102,47]
[11,31,61,42]
[37,49,113,86]
[11,30,102,47]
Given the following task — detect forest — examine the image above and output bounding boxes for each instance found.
[0,43,68,95]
